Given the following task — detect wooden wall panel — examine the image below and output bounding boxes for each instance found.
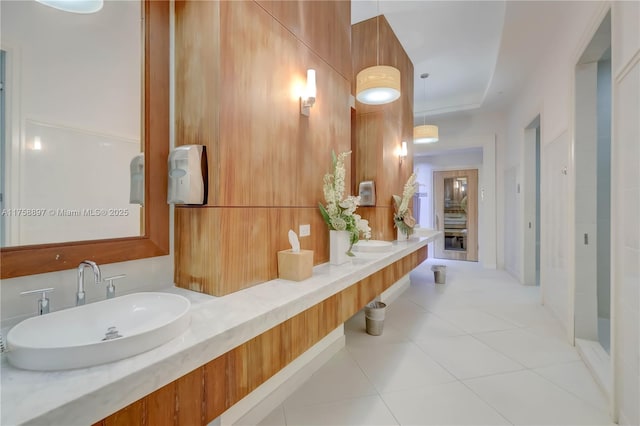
[352,15,414,240]
[204,354,227,421]
[256,1,352,81]
[358,207,395,241]
[175,0,220,205]
[102,400,144,426]
[97,248,427,425]
[217,0,350,207]
[176,368,205,425]
[146,382,176,426]
[176,206,334,296]
[175,0,352,296]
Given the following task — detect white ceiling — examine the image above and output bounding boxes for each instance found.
[352,1,582,120]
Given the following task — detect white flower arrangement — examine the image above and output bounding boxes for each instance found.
[319,151,371,255]
[393,171,418,237]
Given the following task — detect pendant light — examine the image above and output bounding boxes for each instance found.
[355,9,401,105]
[35,0,103,14]
[414,73,439,143]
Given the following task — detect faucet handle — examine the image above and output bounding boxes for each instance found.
[103,274,126,299]
[20,288,54,315]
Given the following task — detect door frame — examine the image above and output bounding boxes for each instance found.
[433,168,478,261]
[523,116,541,287]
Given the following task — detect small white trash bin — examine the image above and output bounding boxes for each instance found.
[365,301,387,336]
[431,265,447,284]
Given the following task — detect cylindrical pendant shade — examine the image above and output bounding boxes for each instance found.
[35,0,103,13]
[356,65,401,105]
[413,125,439,144]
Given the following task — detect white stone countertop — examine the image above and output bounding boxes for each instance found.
[1,231,439,426]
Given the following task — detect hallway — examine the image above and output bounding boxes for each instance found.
[258,259,612,425]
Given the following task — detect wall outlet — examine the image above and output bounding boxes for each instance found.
[299,224,311,237]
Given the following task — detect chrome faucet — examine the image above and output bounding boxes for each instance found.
[76,260,102,306]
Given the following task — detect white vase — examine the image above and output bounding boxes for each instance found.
[329,230,351,265]
[397,227,413,242]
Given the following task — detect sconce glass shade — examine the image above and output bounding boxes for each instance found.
[300,68,317,116]
[400,141,408,158]
[413,124,439,144]
[305,69,316,99]
[35,0,103,13]
[356,65,401,105]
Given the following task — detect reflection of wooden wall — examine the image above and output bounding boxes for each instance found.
[174,1,351,295]
[352,16,414,241]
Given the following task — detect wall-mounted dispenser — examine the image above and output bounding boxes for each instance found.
[358,181,376,206]
[129,153,144,205]
[167,145,207,205]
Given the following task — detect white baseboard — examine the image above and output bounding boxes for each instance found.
[575,338,612,403]
[216,325,346,426]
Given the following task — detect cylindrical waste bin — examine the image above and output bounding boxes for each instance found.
[365,301,387,336]
[431,265,447,284]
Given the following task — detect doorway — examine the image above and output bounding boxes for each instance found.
[524,116,541,286]
[433,169,478,261]
[573,11,611,393]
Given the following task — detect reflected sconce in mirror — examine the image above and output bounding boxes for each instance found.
[35,0,103,13]
[397,141,408,163]
[300,69,316,116]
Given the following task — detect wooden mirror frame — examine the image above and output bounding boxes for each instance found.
[0,0,170,279]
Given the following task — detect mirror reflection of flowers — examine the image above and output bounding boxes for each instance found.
[393,171,418,237]
[318,151,372,256]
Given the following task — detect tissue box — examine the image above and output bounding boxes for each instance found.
[277,249,313,281]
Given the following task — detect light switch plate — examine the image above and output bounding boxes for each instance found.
[299,224,311,237]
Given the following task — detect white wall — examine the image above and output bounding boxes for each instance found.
[415,149,487,263]
[414,110,506,269]
[503,165,519,278]
[611,2,640,424]
[503,1,639,423]
[415,149,483,227]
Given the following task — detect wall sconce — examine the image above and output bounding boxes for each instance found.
[31,136,43,151]
[398,141,408,163]
[300,69,316,116]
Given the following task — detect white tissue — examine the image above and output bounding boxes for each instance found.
[288,229,300,253]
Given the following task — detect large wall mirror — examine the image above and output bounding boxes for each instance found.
[0,0,169,279]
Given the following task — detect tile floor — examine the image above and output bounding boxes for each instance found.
[257,259,613,426]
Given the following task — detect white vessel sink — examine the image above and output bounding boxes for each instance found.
[7,292,191,371]
[352,240,393,253]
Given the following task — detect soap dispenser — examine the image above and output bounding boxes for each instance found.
[103,274,126,299]
[129,153,144,205]
[358,181,376,206]
[167,145,208,204]
[20,288,54,315]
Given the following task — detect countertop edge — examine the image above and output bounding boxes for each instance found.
[2,232,440,425]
